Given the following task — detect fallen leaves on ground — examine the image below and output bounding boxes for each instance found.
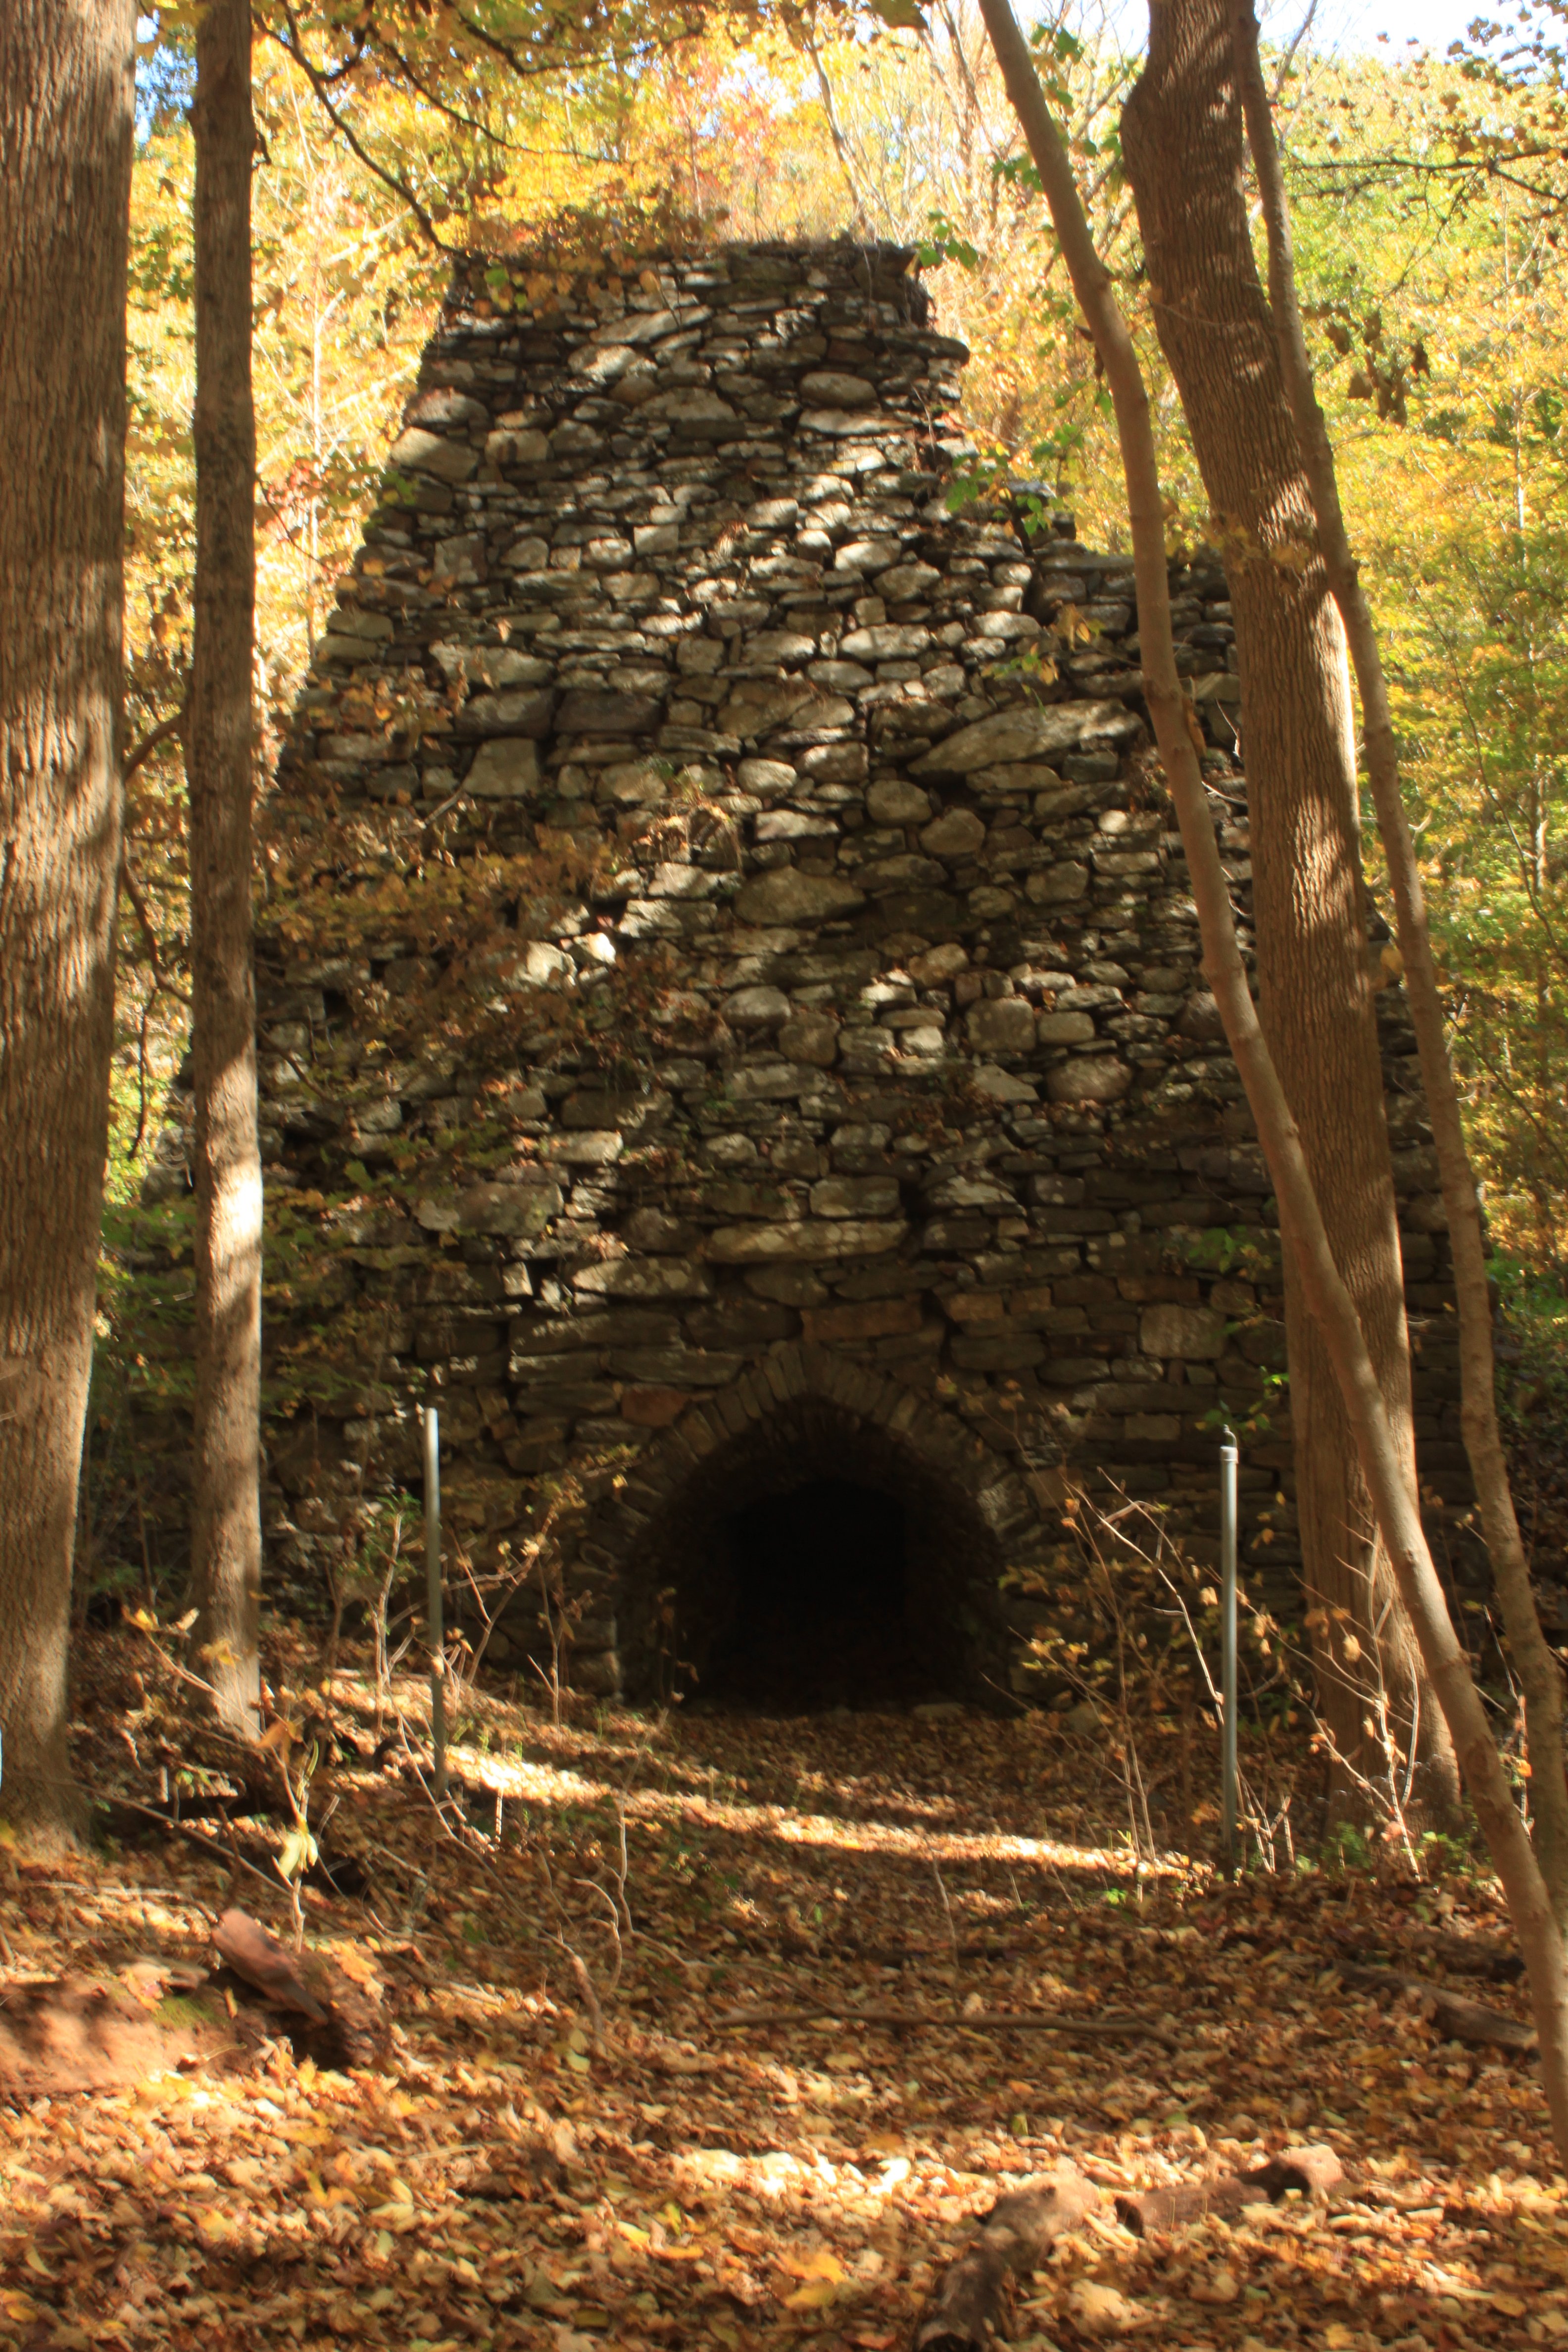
[0,1635,1561,2351]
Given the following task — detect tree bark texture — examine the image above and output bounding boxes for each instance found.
[0,0,136,1830]
[1121,0,1457,1816]
[1228,0,1568,1913]
[975,0,1568,2176]
[189,0,262,1741]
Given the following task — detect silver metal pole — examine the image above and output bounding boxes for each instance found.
[424,1403,447,1799]
[1220,1426,1239,1878]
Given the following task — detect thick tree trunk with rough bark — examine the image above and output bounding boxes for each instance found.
[1120,0,1456,1817]
[189,0,262,1743]
[1227,0,1568,1916]
[975,0,1568,2177]
[0,0,136,1833]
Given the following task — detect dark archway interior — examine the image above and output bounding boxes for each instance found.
[619,1400,1001,1710]
[710,1477,916,1705]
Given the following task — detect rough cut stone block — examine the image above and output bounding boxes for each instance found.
[1047,1056,1132,1105]
[878,560,941,601]
[725,1062,811,1102]
[557,688,662,735]
[920,808,986,858]
[465,737,540,798]
[751,628,816,663]
[1140,1303,1226,1360]
[802,369,876,406]
[811,1176,901,1219]
[737,756,796,795]
[1037,1010,1097,1044]
[863,778,930,827]
[456,688,554,738]
[705,1218,908,1262]
[388,426,477,483]
[859,852,945,891]
[322,604,393,644]
[320,732,389,764]
[562,1090,667,1132]
[648,389,739,428]
[573,1258,712,1299]
[544,1129,624,1167]
[1126,1413,1183,1443]
[834,536,901,574]
[649,864,716,899]
[518,944,570,991]
[726,985,791,1027]
[951,1333,1046,1371]
[746,1265,829,1305]
[913,701,1137,774]
[967,997,1036,1054]
[799,742,868,783]
[406,386,488,429]
[909,940,968,984]
[926,1174,1017,1212]
[801,406,901,435]
[969,1063,1037,1103]
[431,533,486,586]
[735,870,864,926]
[719,679,814,736]
[778,1011,839,1066]
[801,1295,923,1343]
[414,1180,562,1238]
[590,306,677,345]
[1026,861,1090,904]
[490,426,549,464]
[840,624,931,660]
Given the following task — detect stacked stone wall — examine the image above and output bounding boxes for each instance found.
[196,236,1466,1702]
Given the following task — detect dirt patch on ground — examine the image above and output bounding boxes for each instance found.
[0,1972,235,2096]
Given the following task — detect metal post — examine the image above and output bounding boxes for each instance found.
[424,1403,447,1799]
[1220,1425,1239,1879]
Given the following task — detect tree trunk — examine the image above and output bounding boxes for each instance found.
[189,0,262,1743]
[1120,0,1458,1821]
[0,0,136,1834]
[974,0,1568,2174]
[1227,0,1568,1917]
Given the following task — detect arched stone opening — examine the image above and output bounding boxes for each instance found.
[615,1394,1006,1710]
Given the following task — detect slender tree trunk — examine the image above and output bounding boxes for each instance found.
[1119,0,1458,1821]
[974,0,1568,2169]
[189,0,262,1742]
[1230,0,1568,1912]
[0,0,136,1834]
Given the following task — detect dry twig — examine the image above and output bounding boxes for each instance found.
[716,2001,1174,2045]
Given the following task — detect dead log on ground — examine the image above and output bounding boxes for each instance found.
[912,2165,1098,2352]
[1115,2144,1342,2235]
[1335,1961,1537,2053]
[212,1907,329,2022]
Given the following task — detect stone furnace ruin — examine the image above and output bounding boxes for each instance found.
[239,237,1462,1709]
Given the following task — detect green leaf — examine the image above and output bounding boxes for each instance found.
[916,210,981,272]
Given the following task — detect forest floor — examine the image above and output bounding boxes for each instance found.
[0,1638,1559,2352]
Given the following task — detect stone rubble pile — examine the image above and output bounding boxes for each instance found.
[218,238,1461,1699]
